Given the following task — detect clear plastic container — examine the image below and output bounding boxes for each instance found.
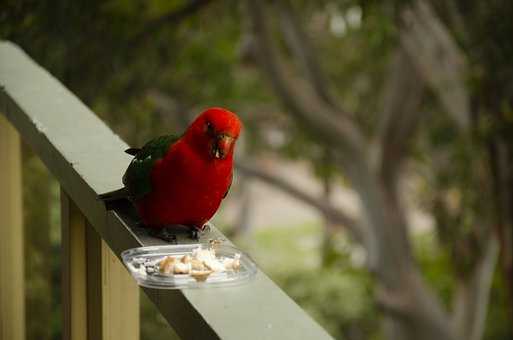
[122,243,257,289]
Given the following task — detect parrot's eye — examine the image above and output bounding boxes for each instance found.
[205,121,214,135]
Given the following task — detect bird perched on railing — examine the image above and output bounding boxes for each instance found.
[99,107,242,241]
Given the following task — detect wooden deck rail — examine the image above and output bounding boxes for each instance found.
[0,41,333,340]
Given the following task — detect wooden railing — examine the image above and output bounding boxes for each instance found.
[0,41,333,340]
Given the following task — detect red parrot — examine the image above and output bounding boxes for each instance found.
[100,107,242,239]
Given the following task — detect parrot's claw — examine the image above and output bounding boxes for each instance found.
[190,228,200,241]
[203,223,212,233]
[149,228,178,244]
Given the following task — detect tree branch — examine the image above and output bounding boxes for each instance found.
[130,0,214,46]
[378,47,425,185]
[246,0,366,165]
[400,0,469,130]
[276,0,340,110]
[235,160,367,245]
[452,236,499,340]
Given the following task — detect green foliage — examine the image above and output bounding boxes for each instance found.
[485,269,512,340]
[277,269,378,340]
[244,223,379,340]
[412,232,455,308]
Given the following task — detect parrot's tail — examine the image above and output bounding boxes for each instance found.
[98,187,130,210]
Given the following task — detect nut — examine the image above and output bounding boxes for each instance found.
[173,261,191,274]
[204,258,225,272]
[191,269,213,282]
[223,254,241,271]
[192,247,215,262]
[209,238,223,249]
[180,254,191,264]
[191,259,205,271]
[159,256,176,274]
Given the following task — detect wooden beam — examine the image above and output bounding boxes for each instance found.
[0,114,25,340]
[62,190,139,340]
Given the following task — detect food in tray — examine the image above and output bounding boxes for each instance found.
[123,242,257,289]
[190,270,213,282]
[173,261,191,274]
[156,244,241,282]
[159,256,176,274]
[222,254,241,271]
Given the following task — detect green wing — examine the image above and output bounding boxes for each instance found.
[122,134,179,201]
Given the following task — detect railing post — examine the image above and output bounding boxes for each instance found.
[62,190,139,340]
[62,189,88,340]
[0,115,25,340]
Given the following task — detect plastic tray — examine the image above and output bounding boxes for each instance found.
[122,243,257,289]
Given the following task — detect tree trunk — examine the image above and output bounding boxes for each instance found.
[321,169,335,267]
[233,175,253,237]
[351,165,457,340]
[452,237,498,340]
[378,268,458,340]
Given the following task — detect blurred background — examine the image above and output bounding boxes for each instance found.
[2,0,513,339]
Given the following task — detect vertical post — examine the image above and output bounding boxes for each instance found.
[62,190,139,340]
[85,227,140,340]
[62,189,88,340]
[0,115,25,340]
[101,241,139,340]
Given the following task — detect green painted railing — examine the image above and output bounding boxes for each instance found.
[0,41,333,340]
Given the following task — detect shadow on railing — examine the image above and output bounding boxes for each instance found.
[0,41,333,340]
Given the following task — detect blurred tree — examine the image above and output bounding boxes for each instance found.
[242,1,512,340]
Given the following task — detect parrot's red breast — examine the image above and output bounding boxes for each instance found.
[136,108,242,229]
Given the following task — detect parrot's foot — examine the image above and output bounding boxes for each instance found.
[149,227,178,244]
[202,223,211,233]
[190,228,200,241]
[189,223,211,240]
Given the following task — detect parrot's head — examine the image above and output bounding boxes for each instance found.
[185,107,242,160]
